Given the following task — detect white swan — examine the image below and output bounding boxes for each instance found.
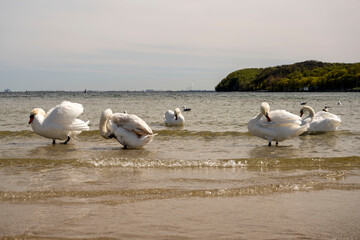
[301,106,341,132]
[164,108,185,126]
[248,102,311,146]
[28,101,90,144]
[99,109,156,148]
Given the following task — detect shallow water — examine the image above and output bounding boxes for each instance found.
[0,91,359,239]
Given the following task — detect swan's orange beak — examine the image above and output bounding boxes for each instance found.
[300,110,303,117]
[265,113,271,122]
[29,115,34,124]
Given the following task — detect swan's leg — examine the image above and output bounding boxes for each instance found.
[276,141,278,146]
[63,136,70,144]
[108,134,115,139]
[268,142,271,147]
[52,139,56,144]
[123,145,128,149]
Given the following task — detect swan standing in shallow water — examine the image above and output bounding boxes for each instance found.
[100,109,156,148]
[248,102,311,146]
[164,108,185,126]
[28,101,89,144]
[301,106,341,132]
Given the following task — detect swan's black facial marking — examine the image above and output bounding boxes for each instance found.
[28,114,35,124]
[265,113,271,122]
[300,110,304,117]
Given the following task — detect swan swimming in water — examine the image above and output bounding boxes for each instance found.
[248,102,311,146]
[99,109,156,148]
[164,108,185,125]
[301,106,341,132]
[28,101,90,144]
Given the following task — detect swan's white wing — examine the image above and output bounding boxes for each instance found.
[114,127,155,148]
[43,101,85,129]
[267,110,303,125]
[67,119,90,131]
[164,110,175,121]
[110,113,153,136]
[315,111,341,122]
[309,111,341,131]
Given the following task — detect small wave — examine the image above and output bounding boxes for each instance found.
[0,130,36,138]
[2,156,359,170]
[152,129,249,138]
[0,129,250,139]
[1,181,359,204]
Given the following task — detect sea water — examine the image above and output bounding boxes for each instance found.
[0,91,359,239]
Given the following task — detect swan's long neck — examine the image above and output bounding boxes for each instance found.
[99,109,112,138]
[303,106,315,123]
[248,112,263,128]
[30,115,45,134]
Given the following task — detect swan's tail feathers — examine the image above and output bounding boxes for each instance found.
[68,119,90,131]
[139,133,157,142]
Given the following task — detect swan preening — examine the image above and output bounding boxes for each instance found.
[164,108,185,126]
[301,106,341,132]
[28,100,342,149]
[248,102,311,146]
[100,109,156,148]
[28,101,90,144]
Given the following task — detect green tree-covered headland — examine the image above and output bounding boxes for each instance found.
[215,60,360,91]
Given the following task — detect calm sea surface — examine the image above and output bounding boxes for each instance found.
[0,91,359,239]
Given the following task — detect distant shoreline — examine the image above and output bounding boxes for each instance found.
[2,89,359,94]
[215,60,360,92]
[1,90,216,93]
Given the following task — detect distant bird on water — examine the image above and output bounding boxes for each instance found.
[28,101,90,144]
[182,106,191,111]
[338,100,342,105]
[300,100,307,105]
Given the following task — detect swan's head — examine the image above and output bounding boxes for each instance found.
[101,109,113,120]
[28,108,45,124]
[260,102,271,122]
[99,109,113,138]
[174,108,181,120]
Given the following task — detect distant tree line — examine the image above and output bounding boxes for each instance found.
[215,60,360,91]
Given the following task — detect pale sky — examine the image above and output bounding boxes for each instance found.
[1,0,359,91]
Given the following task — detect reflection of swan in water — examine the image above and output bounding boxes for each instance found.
[99,109,156,149]
[164,108,185,126]
[299,131,339,154]
[28,101,89,144]
[248,102,311,146]
[248,145,301,159]
[301,106,341,132]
